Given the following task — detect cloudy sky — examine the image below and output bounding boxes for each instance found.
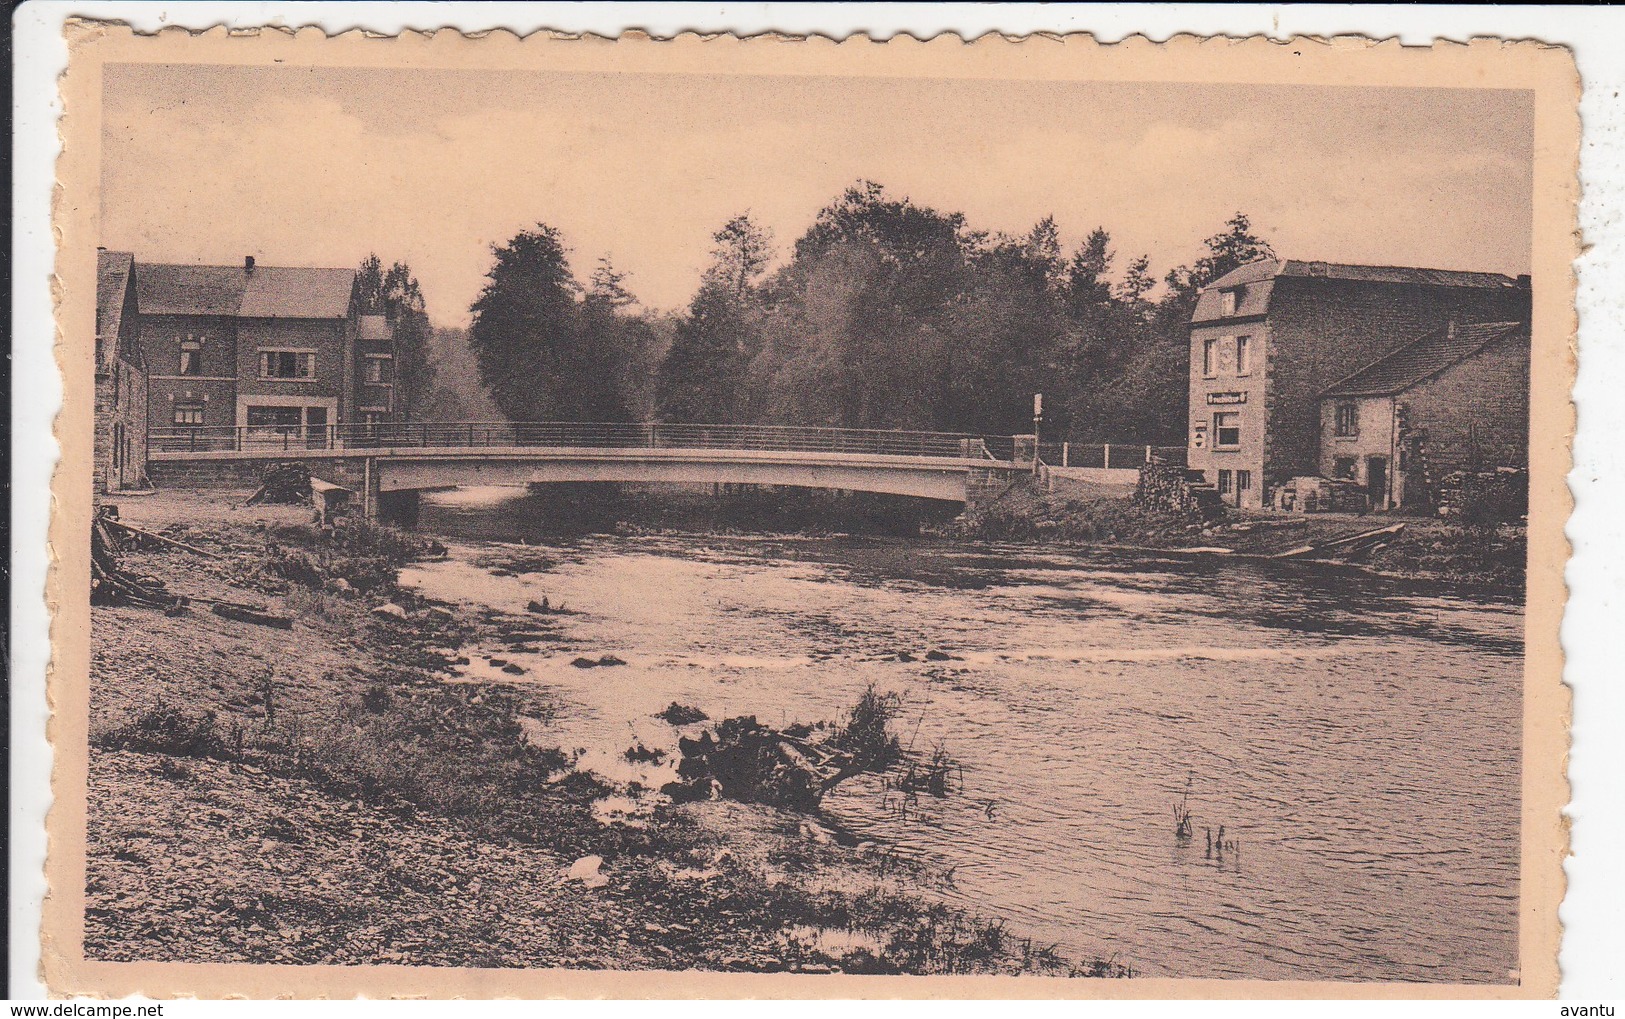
[100,63,1533,326]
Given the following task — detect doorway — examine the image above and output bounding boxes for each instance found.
[1366,455,1389,510]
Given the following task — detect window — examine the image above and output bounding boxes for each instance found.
[1220,287,1241,317]
[259,350,317,380]
[1213,411,1241,449]
[1217,469,1233,494]
[179,338,202,376]
[173,402,204,426]
[246,406,303,430]
[1333,456,1358,480]
[363,355,393,384]
[1335,400,1359,437]
[1236,335,1252,374]
[1236,469,1252,493]
[1202,338,1218,376]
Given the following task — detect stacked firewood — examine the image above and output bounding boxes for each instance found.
[1135,463,1223,521]
[245,462,313,506]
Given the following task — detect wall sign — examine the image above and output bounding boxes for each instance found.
[1207,391,1247,405]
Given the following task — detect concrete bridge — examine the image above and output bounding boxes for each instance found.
[146,421,1028,522]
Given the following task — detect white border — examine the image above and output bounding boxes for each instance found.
[12,2,1625,1005]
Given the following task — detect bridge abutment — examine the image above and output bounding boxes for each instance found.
[375,488,421,527]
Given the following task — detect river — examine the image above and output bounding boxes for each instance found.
[397,486,1523,984]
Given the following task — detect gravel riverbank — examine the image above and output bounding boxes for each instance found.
[940,478,1527,592]
[85,490,1125,977]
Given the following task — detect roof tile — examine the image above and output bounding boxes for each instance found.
[1320,320,1529,397]
[135,262,355,319]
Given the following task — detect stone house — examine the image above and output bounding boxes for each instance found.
[1187,259,1531,509]
[138,257,380,448]
[1317,319,1530,511]
[94,249,149,493]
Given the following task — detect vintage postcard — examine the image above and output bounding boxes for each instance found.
[46,23,1576,998]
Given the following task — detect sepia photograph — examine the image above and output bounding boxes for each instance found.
[42,23,1576,998]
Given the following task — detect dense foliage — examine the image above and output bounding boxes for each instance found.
[466,186,1274,442]
[467,227,670,422]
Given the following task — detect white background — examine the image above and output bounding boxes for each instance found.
[12,2,1625,1009]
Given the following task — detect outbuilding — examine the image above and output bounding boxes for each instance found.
[1317,319,1530,512]
[94,249,149,493]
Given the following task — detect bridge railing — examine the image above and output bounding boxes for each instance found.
[148,421,1002,460]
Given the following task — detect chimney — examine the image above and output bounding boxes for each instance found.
[244,255,256,274]
[1516,274,1532,288]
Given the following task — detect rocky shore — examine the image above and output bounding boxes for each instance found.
[940,478,1527,592]
[85,490,1129,977]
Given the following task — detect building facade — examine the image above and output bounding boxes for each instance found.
[1186,259,1531,509]
[354,313,396,425]
[94,250,149,493]
[137,257,386,447]
[1318,320,1530,511]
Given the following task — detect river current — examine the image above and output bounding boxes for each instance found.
[397,487,1523,984]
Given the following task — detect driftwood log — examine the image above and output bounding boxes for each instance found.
[102,517,222,559]
[91,506,294,628]
[91,510,184,610]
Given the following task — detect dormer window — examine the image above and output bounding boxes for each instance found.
[1220,287,1242,317]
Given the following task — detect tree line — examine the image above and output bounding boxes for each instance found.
[388,182,1276,444]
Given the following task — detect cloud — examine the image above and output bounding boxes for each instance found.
[100,75,1532,326]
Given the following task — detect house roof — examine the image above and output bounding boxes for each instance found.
[1208,258,1522,292]
[136,262,356,319]
[1193,259,1527,325]
[357,314,392,341]
[96,250,136,369]
[1320,320,1529,398]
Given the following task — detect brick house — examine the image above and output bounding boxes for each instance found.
[1186,259,1531,509]
[94,249,149,493]
[1317,319,1530,511]
[139,257,384,447]
[354,313,396,425]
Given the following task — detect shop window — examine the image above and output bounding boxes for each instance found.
[1213,412,1241,449]
[246,406,303,430]
[1217,469,1233,494]
[1333,456,1358,480]
[260,350,317,380]
[179,338,202,376]
[1335,401,1359,437]
[173,402,204,426]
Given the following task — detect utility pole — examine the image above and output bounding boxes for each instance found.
[1032,392,1043,477]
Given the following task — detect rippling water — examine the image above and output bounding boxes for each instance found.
[400,487,1523,983]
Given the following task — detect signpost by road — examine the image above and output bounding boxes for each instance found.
[1032,393,1043,476]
